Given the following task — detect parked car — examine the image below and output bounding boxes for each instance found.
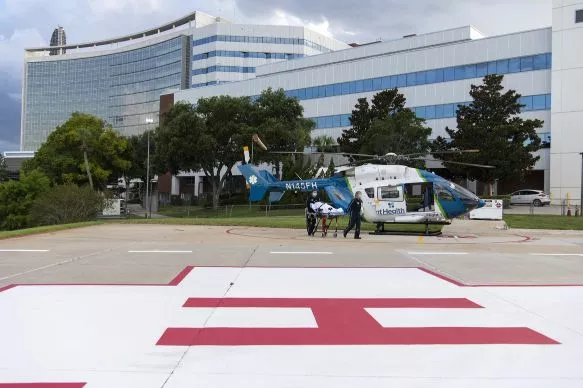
[509,189,551,207]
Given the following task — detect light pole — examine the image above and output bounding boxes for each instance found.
[145,118,154,218]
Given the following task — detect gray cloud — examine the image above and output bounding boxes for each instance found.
[0,73,21,152]
[236,0,551,42]
[0,0,552,150]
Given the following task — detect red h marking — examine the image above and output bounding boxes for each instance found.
[157,298,559,346]
[0,384,86,387]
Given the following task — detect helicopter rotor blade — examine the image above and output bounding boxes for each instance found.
[403,149,481,158]
[269,151,384,158]
[414,158,495,169]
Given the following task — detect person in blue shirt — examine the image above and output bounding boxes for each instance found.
[343,191,363,239]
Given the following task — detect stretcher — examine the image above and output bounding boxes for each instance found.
[305,202,345,238]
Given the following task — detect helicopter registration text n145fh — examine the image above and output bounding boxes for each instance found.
[238,162,485,227]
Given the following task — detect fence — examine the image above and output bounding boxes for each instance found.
[157,202,307,218]
[559,199,582,217]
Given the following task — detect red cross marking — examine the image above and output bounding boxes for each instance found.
[157,297,559,346]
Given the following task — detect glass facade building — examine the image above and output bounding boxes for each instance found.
[22,35,191,151]
[21,12,347,151]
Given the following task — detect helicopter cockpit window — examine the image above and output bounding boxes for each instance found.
[378,186,403,201]
[364,188,374,198]
[437,189,454,201]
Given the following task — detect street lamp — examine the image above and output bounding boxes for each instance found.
[145,118,154,218]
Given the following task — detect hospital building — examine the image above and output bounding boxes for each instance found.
[19,1,583,204]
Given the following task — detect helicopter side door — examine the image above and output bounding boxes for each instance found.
[404,182,435,212]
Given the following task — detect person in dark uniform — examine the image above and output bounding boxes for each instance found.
[344,191,363,239]
[306,190,320,236]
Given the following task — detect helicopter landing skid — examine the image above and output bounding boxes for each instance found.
[369,222,448,237]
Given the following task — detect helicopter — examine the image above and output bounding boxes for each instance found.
[237,144,493,235]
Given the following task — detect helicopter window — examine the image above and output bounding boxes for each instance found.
[437,189,454,201]
[364,188,374,198]
[378,186,402,201]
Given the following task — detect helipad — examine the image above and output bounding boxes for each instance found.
[1,224,583,387]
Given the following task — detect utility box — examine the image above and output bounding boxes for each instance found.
[102,199,122,217]
[469,199,503,220]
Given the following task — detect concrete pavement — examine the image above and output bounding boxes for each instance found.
[2,223,583,387]
[1,222,583,288]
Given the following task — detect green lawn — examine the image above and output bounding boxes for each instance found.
[115,216,443,233]
[504,215,583,230]
[0,221,102,240]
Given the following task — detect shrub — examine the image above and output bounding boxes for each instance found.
[30,184,112,226]
[0,170,51,230]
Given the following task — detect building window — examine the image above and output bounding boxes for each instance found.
[576,9,583,23]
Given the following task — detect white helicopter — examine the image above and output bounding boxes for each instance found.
[238,147,493,235]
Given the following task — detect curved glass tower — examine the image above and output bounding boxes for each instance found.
[20,11,347,151]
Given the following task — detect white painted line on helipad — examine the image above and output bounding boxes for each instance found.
[407,252,468,255]
[270,251,333,255]
[0,249,50,252]
[128,250,193,253]
[530,253,583,257]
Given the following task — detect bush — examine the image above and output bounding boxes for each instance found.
[30,184,112,226]
[0,169,51,230]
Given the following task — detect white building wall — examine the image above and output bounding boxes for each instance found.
[296,71,550,119]
[175,25,554,192]
[179,27,551,100]
[257,26,484,77]
[551,0,583,204]
[189,23,349,88]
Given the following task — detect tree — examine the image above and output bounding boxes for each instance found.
[324,158,336,178]
[0,169,51,230]
[0,154,7,182]
[156,89,313,209]
[337,97,370,157]
[432,74,543,194]
[359,110,431,167]
[250,88,313,175]
[156,97,254,210]
[312,135,337,152]
[337,88,430,163]
[23,113,132,189]
[126,130,156,200]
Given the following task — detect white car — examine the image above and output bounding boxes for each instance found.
[509,189,551,207]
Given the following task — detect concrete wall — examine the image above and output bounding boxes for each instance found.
[551,0,583,203]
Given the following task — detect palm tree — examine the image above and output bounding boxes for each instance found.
[312,135,337,153]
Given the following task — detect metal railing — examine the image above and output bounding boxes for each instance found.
[559,199,582,217]
[158,202,307,218]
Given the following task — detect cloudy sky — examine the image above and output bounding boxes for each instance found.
[0,0,551,151]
